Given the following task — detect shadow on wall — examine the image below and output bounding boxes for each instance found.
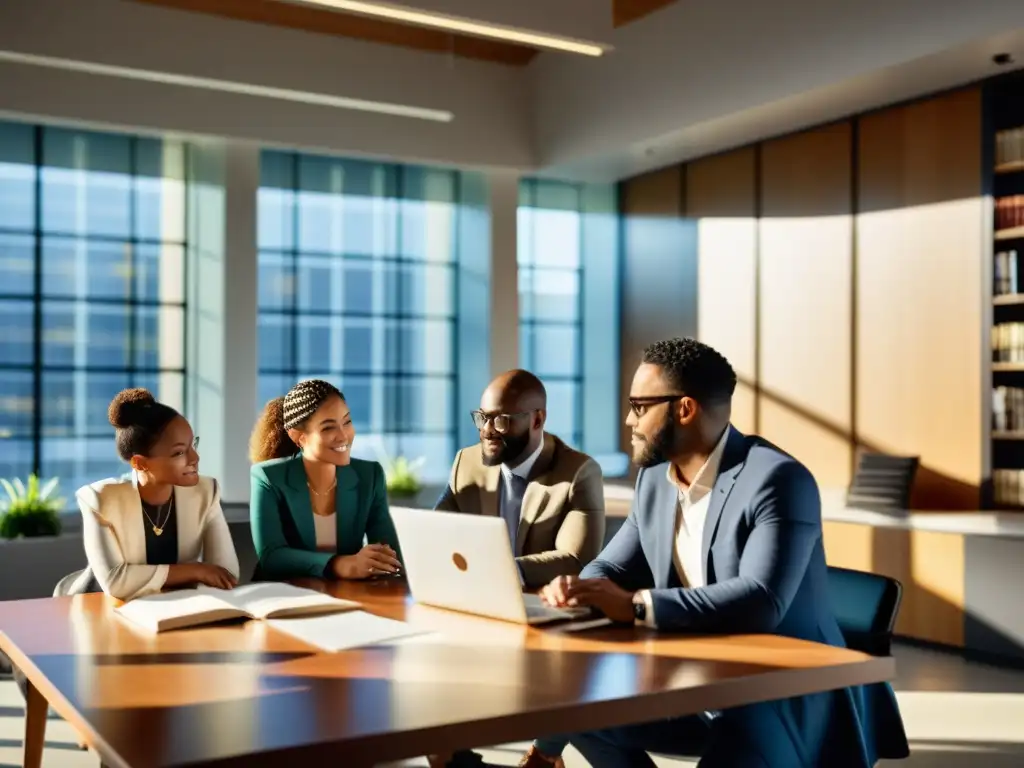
[741,375,979,510]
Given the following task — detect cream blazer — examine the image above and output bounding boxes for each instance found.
[73,474,240,601]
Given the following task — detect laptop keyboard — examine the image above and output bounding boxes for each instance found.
[523,594,590,621]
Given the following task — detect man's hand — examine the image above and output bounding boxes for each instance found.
[540,575,636,624]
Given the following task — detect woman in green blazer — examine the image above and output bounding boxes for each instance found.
[248,379,402,581]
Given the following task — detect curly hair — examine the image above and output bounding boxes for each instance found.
[249,379,345,464]
[108,388,180,460]
[642,337,736,406]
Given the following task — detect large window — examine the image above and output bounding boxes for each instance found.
[0,121,187,498]
[257,151,458,483]
[518,180,584,447]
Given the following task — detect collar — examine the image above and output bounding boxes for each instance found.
[667,426,731,498]
[501,432,545,481]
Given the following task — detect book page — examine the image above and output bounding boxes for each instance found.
[196,583,360,620]
[266,611,430,652]
[114,590,241,633]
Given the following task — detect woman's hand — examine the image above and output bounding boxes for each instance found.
[165,562,238,590]
[332,544,402,580]
[186,563,238,590]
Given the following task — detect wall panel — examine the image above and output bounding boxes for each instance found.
[687,148,758,435]
[759,121,854,487]
[856,87,983,509]
[619,167,696,459]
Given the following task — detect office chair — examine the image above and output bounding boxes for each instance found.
[846,452,919,514]
[827,565,903,656]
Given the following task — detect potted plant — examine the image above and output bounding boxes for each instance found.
[375,445,426,499]
[0,474,64,539]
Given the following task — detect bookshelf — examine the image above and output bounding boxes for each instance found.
[988,72,1024,509]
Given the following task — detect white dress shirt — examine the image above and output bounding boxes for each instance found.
[638,427,730,627]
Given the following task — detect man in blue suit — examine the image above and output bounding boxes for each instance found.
[532,337,909,768]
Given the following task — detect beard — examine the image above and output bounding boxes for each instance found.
[631,414,675,469]
[481,431,531,467]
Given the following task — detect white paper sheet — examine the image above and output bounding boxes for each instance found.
[266,611,430,652]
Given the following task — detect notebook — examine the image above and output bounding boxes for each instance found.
[266,611,431,652]
[115,582,361,633]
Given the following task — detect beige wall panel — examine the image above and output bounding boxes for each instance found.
[759,122,854,485]
[761,398,852,487]
[856,88,983,508]
[730,380,757,435]
[688,148,758,386]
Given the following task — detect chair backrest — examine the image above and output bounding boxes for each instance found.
[827,565,902,656]
[846,452,919,513]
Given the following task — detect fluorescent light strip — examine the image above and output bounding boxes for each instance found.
[0,50,454,122]
[281,0,607,56]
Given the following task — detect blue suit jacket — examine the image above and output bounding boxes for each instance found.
[581,427,909,767]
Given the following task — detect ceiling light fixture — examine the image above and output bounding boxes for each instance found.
[280,0,608,56]
[0,49,454,122]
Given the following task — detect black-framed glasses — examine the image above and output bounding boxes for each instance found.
[470,410,533,434]
[628,396,683,418]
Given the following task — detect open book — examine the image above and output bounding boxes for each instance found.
[115,583,361,633]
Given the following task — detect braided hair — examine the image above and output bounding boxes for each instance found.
[249,379,345,464]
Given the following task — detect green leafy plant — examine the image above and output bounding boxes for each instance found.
[0,475,64,539]
[376,445,425,498]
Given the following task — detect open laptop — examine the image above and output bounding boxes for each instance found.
[388,506,593,625]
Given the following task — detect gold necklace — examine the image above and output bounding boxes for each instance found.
[306,478,337,497]
[141,494,173,536]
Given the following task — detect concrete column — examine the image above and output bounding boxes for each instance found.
[454,169,520,450]
[486,169,520,378]
[185,140,258,504]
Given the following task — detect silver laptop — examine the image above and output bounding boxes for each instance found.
[388,506,591,625]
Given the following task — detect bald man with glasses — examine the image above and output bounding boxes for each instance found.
[433,369,606,590]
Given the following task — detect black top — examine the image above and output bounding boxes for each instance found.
[141,493,179,566]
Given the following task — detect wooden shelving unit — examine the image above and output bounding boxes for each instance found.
[995,226,1024,240]
[994,293,1024,306]
[995,160,1024,175]
[989,72,1024,510]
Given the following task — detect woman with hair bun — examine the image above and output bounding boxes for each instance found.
[248,378,402,582]
[70,388,240,600]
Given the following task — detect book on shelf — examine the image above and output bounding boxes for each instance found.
[993,469,1024,508]
[996,196,1024,232]
[996,127,1024,168]
[114,582,361,633]
[992,386,1024,432]
[991,322,1024,362]
[995,250,1020,296]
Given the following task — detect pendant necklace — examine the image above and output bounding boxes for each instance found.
[142,493,173,536]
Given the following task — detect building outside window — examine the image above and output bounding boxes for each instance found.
[517,179,584,447]
[256,151,458,483]
[518,178,624,473]
[0,121,187,500]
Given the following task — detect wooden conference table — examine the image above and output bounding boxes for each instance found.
[0,579,895,768]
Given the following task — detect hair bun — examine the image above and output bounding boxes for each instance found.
[108,387,157,428]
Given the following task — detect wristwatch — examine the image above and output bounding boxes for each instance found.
[632,592,647,623]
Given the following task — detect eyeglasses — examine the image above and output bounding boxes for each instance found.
[628,395,683,418]
[470,410,533,434]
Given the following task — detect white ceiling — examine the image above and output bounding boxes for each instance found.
[531,0,1024,181]
[1,0,1024,181]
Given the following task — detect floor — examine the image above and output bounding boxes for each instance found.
[1,642,1022,768]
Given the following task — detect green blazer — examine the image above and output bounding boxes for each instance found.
[249,455,401,580]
